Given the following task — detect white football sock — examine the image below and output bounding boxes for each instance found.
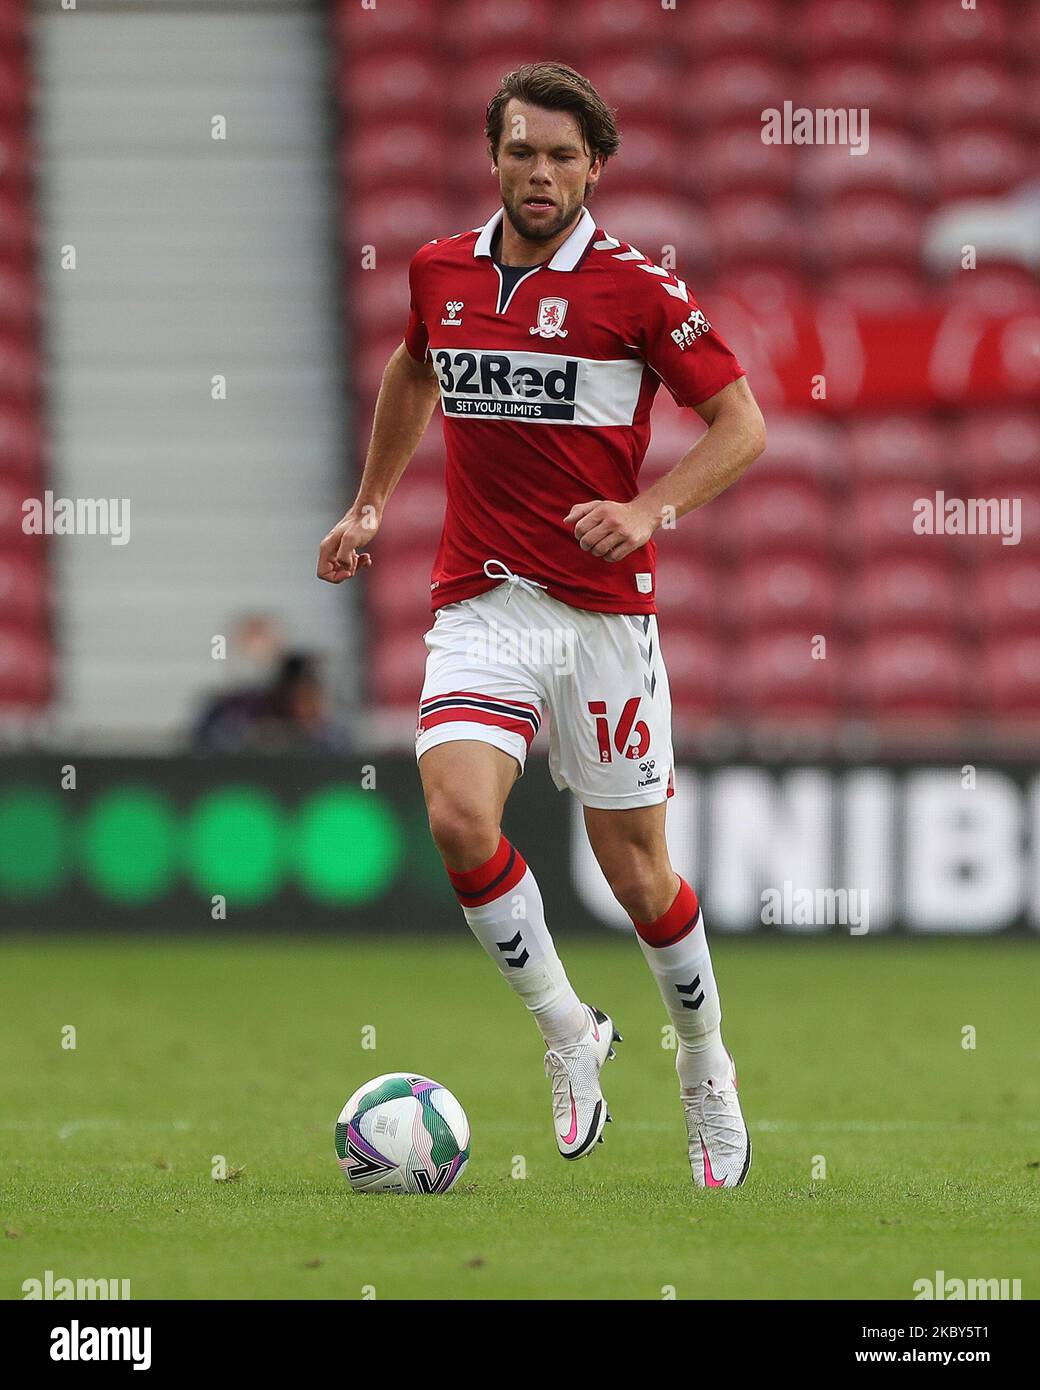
[449,836,587,1049]
[633,879,732,1091]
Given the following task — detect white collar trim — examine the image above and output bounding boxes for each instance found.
[473,205,597,272]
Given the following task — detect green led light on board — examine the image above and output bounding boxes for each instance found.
[185,786,287,906]
[81,787,177,904]
[0,781,407,906]
[295,787,403,904]
[0,787,67,897]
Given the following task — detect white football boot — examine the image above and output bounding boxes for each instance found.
[543,1004,621,1160]
[681,1049,752,1188]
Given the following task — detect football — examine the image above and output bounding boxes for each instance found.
[335,1072,471,1194]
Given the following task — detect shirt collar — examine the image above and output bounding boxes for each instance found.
[473,205,597,272]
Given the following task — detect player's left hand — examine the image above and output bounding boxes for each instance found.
[565,499,659,562]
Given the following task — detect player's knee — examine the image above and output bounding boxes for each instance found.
[605,856,673,923]
[425,791,500,871]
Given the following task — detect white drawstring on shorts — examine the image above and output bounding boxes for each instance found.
[483,558,549,605]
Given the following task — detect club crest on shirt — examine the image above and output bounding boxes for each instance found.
[530,296,569,339]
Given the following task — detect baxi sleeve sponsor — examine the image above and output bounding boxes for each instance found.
[623,256,746,408]
[403,249,431,363]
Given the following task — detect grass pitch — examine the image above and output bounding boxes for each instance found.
[1,934,1037,1300]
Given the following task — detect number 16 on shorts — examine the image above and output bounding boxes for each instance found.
[588,698,651,763]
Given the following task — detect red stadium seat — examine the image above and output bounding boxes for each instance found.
[352,260,411,340]
[932,129,1030,201]
[653,552,719,625]
[727,478,834,557]
[371,627,431,707]
[958,411,1040,490]
[844,481,946,558]
[0,188,33,260]
[751,413,848,486]
[0,402,41,475]
[828,265,932,311]
[343,120,450,194]
[977,555,1040,636]
[816,193,924,271]
[0,123,31,186]
[597,121,679,193]
[802,60,911,127]
[0,0,27,43]
[850,557,962,634]
[349,191,454,261]
[943,264,1040,316]
[694,125,796,199]
[0,331,35,400]
[0,476,33,541]
[586,57,680,124]
[641,405,706,483]
[334,0,438,53]
[902,0,1011,64]
[858,631,970,716]
[913,61,1023,131]
[0,258,34,330]
[353,332,410,418]
[340,51,443,119]
[714,265,812,313]
[381,475,444,549]
[572,0,677,54]
[1003,485,1040,551]
[1011,1,1040,62]
[455,0,555,54]
[659,629,727,722]
[684,0,784,58]
[369,552,438,631]
[801,0,897,60]
[0,544,46,624]
[0,53,28,116]
[1021,76,1040,139]
[737,629,843,718]
[799,127,931,200]
[846,414,950,485]
[677,57,792,131]
[981,634,1040,717]
[444,51,545,127]
[709,194,802,270]
[725,554,841,633]
[0,623,49,705]
[590,193,713,271]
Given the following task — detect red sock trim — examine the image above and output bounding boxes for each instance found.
[634,877,701,948]
[448,834,527,907]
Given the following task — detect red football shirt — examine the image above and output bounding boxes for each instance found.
[404,206,745,614]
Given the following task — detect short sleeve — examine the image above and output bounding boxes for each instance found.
[403,252,430,363]
[624,263,745,408]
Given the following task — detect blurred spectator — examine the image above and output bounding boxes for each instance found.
[219,612,286,693]
[192,650,347,754]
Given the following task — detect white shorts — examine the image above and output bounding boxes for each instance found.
[415,575,674,810]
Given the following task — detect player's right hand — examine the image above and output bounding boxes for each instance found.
[316,507,379,583]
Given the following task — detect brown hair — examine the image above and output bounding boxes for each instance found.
[485,61,620,169]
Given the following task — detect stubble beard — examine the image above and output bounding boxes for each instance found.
[502,192,583,245]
